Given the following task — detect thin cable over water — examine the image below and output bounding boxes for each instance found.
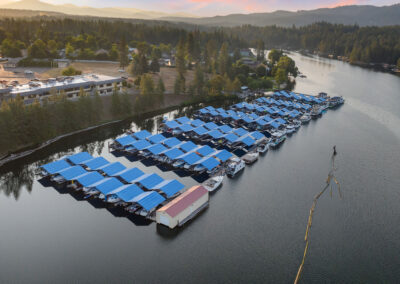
[294,146,342,284]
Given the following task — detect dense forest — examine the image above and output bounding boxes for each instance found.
[0,18,398,65]
[228,23,400,65]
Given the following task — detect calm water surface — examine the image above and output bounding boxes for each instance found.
[1,53,399,283]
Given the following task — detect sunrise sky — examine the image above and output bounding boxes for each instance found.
[2,0,399,15]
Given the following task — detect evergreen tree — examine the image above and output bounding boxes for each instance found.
[218,42,230,75]
[118,37,129,69]
[176,38,186,77]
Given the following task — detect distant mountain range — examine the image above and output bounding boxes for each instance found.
[162,4,400,27]
[0,0,399,27]
[0,0,196,20]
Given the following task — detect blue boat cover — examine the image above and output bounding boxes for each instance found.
[190,119,205,127]
[268,121,280,129]
[115,184,144,202]
[135,173,164,189]
[192,126,208,136]
[276,118,287,125]
[66,152,93,165]
[214,150,233,162]
[216,107,225,113]
[147,134,167,144]
[114,167,144,183]
[199,108,209,114]
[209,110,219,116]
[179,141,198,153]
[41,160,71,174]
[240,115,253,123]
[146,143,168,155]
[262,115,273,122]
[151,179,184,198]
[133,130,152,140]
[230,114,241,121]
[205,106,215,111]
[224,133,239,143]
[180,152,202,165]
[204,122,218,130]
[196,156,220,171]
[163,148,184,160]
[255,118,267,126]
[207,130,224,139]
[176,116,191,124]
[57,166,87,180]
[98,162,126,176]
[76,171,104,187]
[130,140,152,150]
[81,157,109,170]
[196,145,215,157]
[178,124,194,132]
[238,136,256,146]
[131,191,166,211]
[233,128,248,137]
[163,137,181,148]
[250,131,265,140]
[245,104,255,110]
[218,125,233,134]
[164,120,180,129]
[227,110,236,116]
[91,177,124,195]
[115,135,136,147]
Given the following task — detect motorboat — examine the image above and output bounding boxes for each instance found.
[300,114,311,124]
[270,132,286,148]
[257,142,269,154]
[203,175,224,192]
[226,157,245,178]
[242,151,259,164]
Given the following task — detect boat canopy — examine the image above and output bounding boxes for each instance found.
[238,135,256,146]
[177,124,194,132]
[176,116,191,124]
[196,145,215,157]
[205,106,215,111]
[114,167,144,183]
[180,152,202,165]
[151,179,184,198]
[224,133,239,143]
[233,128,248,137]
[76,171,104,187]
[276,118,287,125]
[218,125,233,134]
[115,184,144,202]
[57,165,87,180]
[131,191,166,211]
[135,173,164,189]
[192,126,208,136]
[216,107,225,113]
[99,162,126,176]
[214,150,233,162]
[195,156,220,171]
[41,159,71,174]
[250,131,265,140]
[130,140,152,150]
[207,130,224,139]
[146,143,168,155]
[163,148,184,160]
[132,130,152,140]
[199,108,209,114]
[179,141,198,153]
[239,115,253,123]
[163,137,181,148]
[190,119,205,127]
[147,134,167,144]
[204,122,218,130]
[66,152,93,165]
[81,157,109,170]
[261,115,273,122]
[115,135,136,147]
[209,110,219,116]
[254,118,267,126]
[268,121,280,129]
[164,120,180,129]
[91,177,124,195]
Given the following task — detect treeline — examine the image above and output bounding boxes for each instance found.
[0,87,134,156]
[227,22,400,64]
[0,18,246,59]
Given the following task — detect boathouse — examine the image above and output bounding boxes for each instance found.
[156,185,209,229]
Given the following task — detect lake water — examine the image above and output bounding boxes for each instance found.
[1,53,399,283]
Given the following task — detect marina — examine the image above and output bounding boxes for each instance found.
[2,52,400,283]
[38,89,343,229]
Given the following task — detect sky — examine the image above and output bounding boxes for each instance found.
[2,0,399,16]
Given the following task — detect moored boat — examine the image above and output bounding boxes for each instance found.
[242,151,259,164]
[203,175,224,192]
[226,157,245,178]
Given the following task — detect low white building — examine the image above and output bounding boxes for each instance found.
[1,74,124,104]
[156,185,209,229]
